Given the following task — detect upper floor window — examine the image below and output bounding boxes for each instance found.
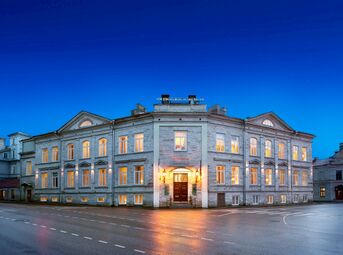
[250,168,257,185]
[174,131,187,151]
[293,170,299,186]
[80,120,92,128]
[302,171,308,186]
[52,146,59,162]
[82,169,90,187]
[292,145,299,160]
[301,147,307,161]
[41,172,48,188]
[98,168,107,186]
[26,161,32,175]
[42,148,48,163]
[216,165,225,184]
[320,187,326,197]
[336,170,342,181]
[119,136,128,154]
[250,138,257,156]
[82,140,90,158]
[265,140,272,158]
[98,138,107,157]
[278,143,285,159]
[216,133,225,152]
[134,133,144,152]
[262,119,274,127]
[265,168,272,185]
[134,165,144,185]
[279,169,286,185]
[52,172,59,188]
[231,136,239,154]
[119,167,128,185]
[67,144,74,160]
[67,171,75,188]
[231,166,239,185]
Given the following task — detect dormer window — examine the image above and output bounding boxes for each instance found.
[80,120,92,128]
[262,119,274,127]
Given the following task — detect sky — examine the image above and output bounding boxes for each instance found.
[0,0,342,158]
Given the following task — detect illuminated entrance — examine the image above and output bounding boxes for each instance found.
[173,173,188,202]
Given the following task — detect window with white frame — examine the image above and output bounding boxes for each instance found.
[231,136,239,154]
[81,197,88,203]
[98,168,107,186]
[252,195,259,205]
[82,140,90,158]
[262,119,274,127]
[41,172,48,188]
[67,171,75,188]
[119,194,127,205]
[82,169,90,187]
[267,195,274,204]
[281,194,287,204]
[97,197,105,203]
[232,195,239,205]
[293,170,299,186]
[119,136,128,154]
[278,143,285,159]
[52,146,59,161]
[51,197,58,202]
[174,131,187,151]
[231,166,239,185]
[134,194,143,205]
[301,147,307,161]
[265,140,272,158]
[216,133,225,152]
[250,168,257,185]
[293,194,299,203]
[279,169,286,186]
[26,161,32,175]
[320,187,326,197]
[134,166,144,185]
[292,145,299,160]
[216,165,225,184]
[52,172,58,188]
[67,144,74,160]
[303,194,308,203]
[80,120,92,127]
[42,148,48,163]
[250,138,257,156]
[40,196,48,202]
[98,138,107,156]
[119,167,127,185]
[265,168,272,185]
[66,196,73,203]
[302,171,308,186]
[134,133,144,152]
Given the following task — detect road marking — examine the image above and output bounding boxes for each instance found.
[283,215,287,225]
[11,219,16,221]
[84,236,92,240]
[181,234,195,238]
[71,233,79,236]
[217,212,232,217]
[98,240,108,244]
[206,230,215,234]
[50,228,56,231]
[224,241,235,245]
[134,227,144,230]
[60,230,68,233]
[32,223,37,226]
[120,224,130,228]
[40,225,47,228]
[110,222,117,226]
[201,237,214,242]
[115,244,126,249]
[134,249,146,253]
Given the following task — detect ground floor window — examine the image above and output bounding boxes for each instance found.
[303,194,308,202]
[119,194,127,205]
[97,197,105,203]
[293,194,299,203]
[267,195,274,204]
[81,197,88,203]
[40,196,48,202]
[232,195,239,205]
[280,194,287,204]
[320,187,326,197]
[66,196,73,203]
[252,195,259,205]
[51,197,58,202]
[134,194,143,205]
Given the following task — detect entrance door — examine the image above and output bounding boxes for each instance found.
[173,173,188,202]
[0,190,3,200]
[27,189,32,202]
[335,185,343,200]
[217,193,225,207]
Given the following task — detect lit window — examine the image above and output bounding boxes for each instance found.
[262,119,274,127]
[231,136,239,154]
[134,133,144,152]
[134,194,143,205]
[82,170,90,187]
[292,145,299,160]
[252,195,259,205]
[41,172,48,188]
[216,166,225,184]
[320,187,326,197]
[67,144,74,160]
[174,131,187,151]
[52,172,59,188]
[250,168,257,185]
[280,194,287,204]
[80,120,92,127]
[250,138,257,156]
[216,134,225,152]
[279,169,286,186]
[134,166,144,185]
[97,197,105,203]
[301,147,307,161]
[265,169,273,185]
[119,136,128,154]
[67,171,75,188]
[51,197,58,202]
[81,197,88,203]
[293,170,299,186]
[66,196,73,203]
[98,168,107,186]
[82,141,90,158]
[265,140,272,158]
[302,171,308,186]
[26,161,32,175]
[267,195,274,204]
[231,166,239,185]
[52,146,59,161]
[278,143,285,159]
[119,167,127,185]
[98,138,107,157]
[303,195,308,203]
[119,194,127,205]
[232,195,239,205]
[42,148,48,163]
[40,196,48,202]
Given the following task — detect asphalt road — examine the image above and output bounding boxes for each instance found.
[0,202,342,255]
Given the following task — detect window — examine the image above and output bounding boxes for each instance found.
[231,136,239,154]
[232,195,239,205]
[302,171,308,186]
[80,120,92,127]
[250,168,257,185]
[265,169,272,185]
[82,141,90,158]
[280,195,287,204]
[320,187,326,197]
[98,138,107,156]
[98,168,107,186]
[265,140,272,158]
[303,195,308,203]
[293,170,299,186]
[52,146,59,161]
[134,166,144,185]
[67,171,75,188]
[216,166,225,184]
[119,194,127,205]
[301,147,307,161]
[267,195,274,204]
[134,194,143,205]
[293,194,299,203]
[67,144,74,160]
[174,131,187,151]
[278,143,285,159]
[52,172,58,188]
[134,133,144,152]
[119,136,128,154]
[292,145,299,160]
[231,166,239,185]
[216,133,225,152]
[66,196,73,203]
[279,169,286,186]
[51,197,58,202]
[97,197,105,203]
[42,148,48,163]
[81,197,88,203]
[26,161,32,175]
[82,170,90,187]
[40,196,48,202]
[336,170,342,181]
[41,173,48,188]
[262,119,274,127]
[250,138,257,156]
[119,167,127,185]
[252,195,259,205]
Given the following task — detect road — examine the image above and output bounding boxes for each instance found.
[0,202,343,255]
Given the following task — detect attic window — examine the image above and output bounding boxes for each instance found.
[262,119,274,127]
[80,120,92,127]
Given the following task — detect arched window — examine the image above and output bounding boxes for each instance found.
[262,119,274,127]
[98,138,107,157]
[278,142,285,159]
[82,140,90,158]
[265,140,272,157]
[250,138,257,156]
[67,144,74,160]
[80,120,92,128]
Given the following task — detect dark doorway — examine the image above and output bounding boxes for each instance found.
[217,193,225,207]
[335,185,343,200]
[0,190,3,200]
[27,189,32,202]
[173,173,188,202]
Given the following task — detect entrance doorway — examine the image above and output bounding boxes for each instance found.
[27,189,32,202]
[335,185,343,200]
[173,173,188,202]
[217,193,225,207]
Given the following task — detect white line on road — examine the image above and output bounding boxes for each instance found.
[32,223,37,226]
[84,236,92,240]
[60,230,67,233]
[115,244,126,249]
[120,224,130,228]
[134,249,146,253]
[71,233,79,236]
[50,228,56,231]
[206,230,215,233]
[40,225,47,228]
[224,241,235,245]
[201,237,214,242]
[98,240,108,244]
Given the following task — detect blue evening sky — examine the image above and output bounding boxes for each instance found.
[0,0,342,158]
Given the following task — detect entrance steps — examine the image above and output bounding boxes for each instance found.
[170,203,194,209]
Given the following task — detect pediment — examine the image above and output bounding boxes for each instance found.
[249,159,260,165]
[79,161,91,168]
[246,112,294,132]
[265,160,275,166]
[64,163,75,169]
[278,161,288,167]
[57,111,111,133]
[95,160,108,166]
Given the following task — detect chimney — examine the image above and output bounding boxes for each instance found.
[0,138,5,150]
[340,143,343,151]
[161,94,170,104]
